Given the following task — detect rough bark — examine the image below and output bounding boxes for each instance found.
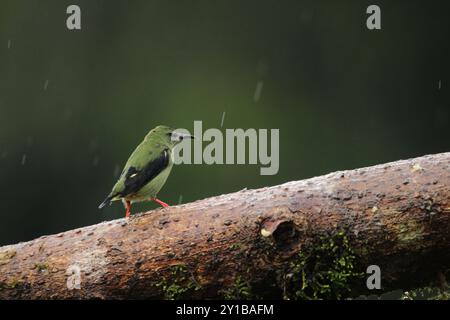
[0,153,449,299]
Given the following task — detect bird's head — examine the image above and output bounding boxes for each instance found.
[146,125,194,147]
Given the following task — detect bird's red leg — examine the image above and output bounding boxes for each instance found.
[151,197,169,208]
[125,200,131,218]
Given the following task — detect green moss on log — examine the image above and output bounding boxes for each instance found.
[155,264,201,300]
[220,276,253,300]
[284,231,363,300]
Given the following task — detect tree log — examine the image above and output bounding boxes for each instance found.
[0,153,449,299]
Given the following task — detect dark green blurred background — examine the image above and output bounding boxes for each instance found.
[0,0,449,246]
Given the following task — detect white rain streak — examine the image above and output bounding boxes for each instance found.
[178,195,183,204]
[253,80,264,102]
[438,80,442,90]
[7,40,11,49]
[44,80,49,90]
[21,154,27,165]
[220,112,226,127]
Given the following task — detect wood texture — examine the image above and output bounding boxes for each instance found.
[0,153,449,299]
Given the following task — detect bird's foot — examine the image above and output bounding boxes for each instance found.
[125,200,131,218]
[151,197,169,208]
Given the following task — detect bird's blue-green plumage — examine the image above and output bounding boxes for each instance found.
[99,125,191,209]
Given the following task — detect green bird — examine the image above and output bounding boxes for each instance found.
[98,125,193,218]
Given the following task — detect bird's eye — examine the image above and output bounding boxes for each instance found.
[179,136,184,141]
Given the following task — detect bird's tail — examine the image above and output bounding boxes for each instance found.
[98,195,113,209]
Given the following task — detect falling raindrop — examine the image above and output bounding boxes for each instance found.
[21,154,27,165]
[253,80,264,102]
[44,80,49,90]
[220,112,226,127]
[178,195,183,204]
[438,80,442,90]
[7,40,11,49]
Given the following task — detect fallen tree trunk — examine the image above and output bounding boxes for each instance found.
[0,153,449,299]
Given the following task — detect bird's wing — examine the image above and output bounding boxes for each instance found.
[111,147,170,198]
